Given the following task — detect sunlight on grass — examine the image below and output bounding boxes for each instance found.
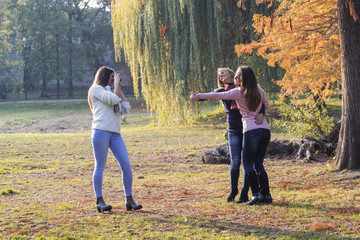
[1,128,359,239]
[1,99,359,239]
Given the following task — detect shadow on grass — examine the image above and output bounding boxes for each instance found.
[273,201,360,215]
[111,210,354,240]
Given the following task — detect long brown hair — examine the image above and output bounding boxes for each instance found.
[237,66,261,112]
[217,68,235,88]
[88,66,114,110]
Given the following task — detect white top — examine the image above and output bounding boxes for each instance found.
[90,85,122,133]
[198,85,270,133]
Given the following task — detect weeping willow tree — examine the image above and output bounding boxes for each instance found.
[111,0,276,125]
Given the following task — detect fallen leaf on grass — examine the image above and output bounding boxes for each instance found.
[310,223,339,231]
[8,228,25,234]
[141,183,172,188]
[148,193,165,199]
[300,170,310,176]
[200,211,231,216]
[278,180,302,190]
[79,198,94,204]
[16,218,30,223]
[330,206,360,215]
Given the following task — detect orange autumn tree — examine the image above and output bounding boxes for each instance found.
[235,0,340,103]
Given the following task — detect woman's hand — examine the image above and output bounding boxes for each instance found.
[190,92,199,102]
[255,113,264,125]
[114,73,127,101]
[114,73,122,89]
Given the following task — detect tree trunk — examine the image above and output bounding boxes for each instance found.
[67,11,74,99]
[55,33,61,99]
[40,32,48,98]
[335,0,360,170]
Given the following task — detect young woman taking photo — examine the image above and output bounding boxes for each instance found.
[88,66,142,212]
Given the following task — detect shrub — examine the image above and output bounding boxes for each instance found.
[274,100,335,139]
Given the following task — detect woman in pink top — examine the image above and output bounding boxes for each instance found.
[190,66,272,205]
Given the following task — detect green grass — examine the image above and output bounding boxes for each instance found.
[0,189,20,196]
[1,99,358,239]
[0,100,151,134]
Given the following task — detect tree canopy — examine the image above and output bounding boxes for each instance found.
[235,0,340,103]
[7,0,113,99]
[0,0,21,97]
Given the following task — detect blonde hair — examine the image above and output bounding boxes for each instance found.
[217,68,235,88]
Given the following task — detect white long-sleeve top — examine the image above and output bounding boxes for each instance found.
[198,85,270,133]
[90,85,122,133]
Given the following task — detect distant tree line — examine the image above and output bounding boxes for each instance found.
[0,0,114,99]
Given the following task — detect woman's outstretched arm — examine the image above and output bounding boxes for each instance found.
[190,88,241,102]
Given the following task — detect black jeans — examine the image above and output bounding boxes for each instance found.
[242,128,270,174]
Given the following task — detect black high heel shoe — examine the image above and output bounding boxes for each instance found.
[96,197,112,213]
[126,195,142,211]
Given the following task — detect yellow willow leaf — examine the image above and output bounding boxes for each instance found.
[113,0,237,125]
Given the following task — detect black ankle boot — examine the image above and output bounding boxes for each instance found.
[245,171,263,205]
[96,197,112,213]
[126,195,142,211]
[262,194,273,204]
[246,192,264,205]
[226,188,239,202]
[258,171,273,204]
[236,188,249,203]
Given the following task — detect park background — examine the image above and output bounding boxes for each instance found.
[1,0,360,239]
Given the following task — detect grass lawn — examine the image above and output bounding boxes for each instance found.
[0,100,359,239]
